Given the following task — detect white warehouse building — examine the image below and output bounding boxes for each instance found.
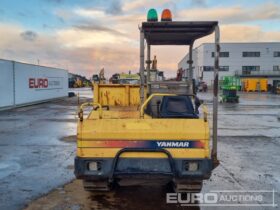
[178,42,280,86]
[0,59,68,110]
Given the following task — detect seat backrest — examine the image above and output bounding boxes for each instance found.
[145,96,163,118]
[159,96,198,119]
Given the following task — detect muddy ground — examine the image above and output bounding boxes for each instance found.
[0,89,279,210]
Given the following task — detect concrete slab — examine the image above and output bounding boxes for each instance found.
[0,92,92,210]
[0,89,279,209]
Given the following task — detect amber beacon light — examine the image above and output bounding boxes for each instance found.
[161,9,172,21]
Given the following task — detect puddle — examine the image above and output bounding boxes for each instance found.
[0,162,21,179]
[43,119,77,123]
[67,165,74,170]
[60,135,77,143]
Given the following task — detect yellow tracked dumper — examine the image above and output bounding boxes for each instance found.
[75,9,220,192]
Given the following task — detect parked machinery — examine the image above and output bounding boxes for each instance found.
[75,8,220,192]
[92,68,107,85]
[277,83,280,94]
[69,74,91,88]
[220,76,240,103]
[242,78,268,92]
[99,68,106,84]
[92,74,99,84]
[272,80,280,94]
[110,72,140,84]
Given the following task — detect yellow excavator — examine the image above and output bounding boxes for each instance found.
[92,68,106,85]
[98,68,106,84]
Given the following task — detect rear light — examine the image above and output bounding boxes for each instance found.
[185,161,199,171]
[88,161,101,171]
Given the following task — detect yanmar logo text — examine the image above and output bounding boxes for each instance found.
[156,141,190,148]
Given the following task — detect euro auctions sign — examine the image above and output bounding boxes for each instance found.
[29,77,63,90]
[166,190,277,207]
[29,78,48,88]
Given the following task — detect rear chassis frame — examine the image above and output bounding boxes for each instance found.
[75,148,213,184]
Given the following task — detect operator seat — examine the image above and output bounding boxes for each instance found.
[159,96,198,119]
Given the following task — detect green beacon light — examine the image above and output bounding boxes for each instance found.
[147,8,158,22]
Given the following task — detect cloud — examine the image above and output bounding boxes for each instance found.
[194,24,280,46]
[191,0,207,7]
[123,0,173,11]
[178,3,280,23]
[56,26,132,48]
[221,25,280,42]
[73,23,126,36]
[20,30,38,41]
[18,12,28,17]
[2,1,280,79]
[106,0,123,15]
[74,8,106,19]
[61,7,144,40]
[54,9,75,22]
[0,23,139,77]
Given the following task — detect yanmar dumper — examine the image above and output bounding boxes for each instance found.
[75,9,220,192]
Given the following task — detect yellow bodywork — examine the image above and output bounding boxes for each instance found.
[93,84,146,106]
[242,78,268,92]
[77,84,209,160]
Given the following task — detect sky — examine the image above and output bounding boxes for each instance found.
[1,0,280,78]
